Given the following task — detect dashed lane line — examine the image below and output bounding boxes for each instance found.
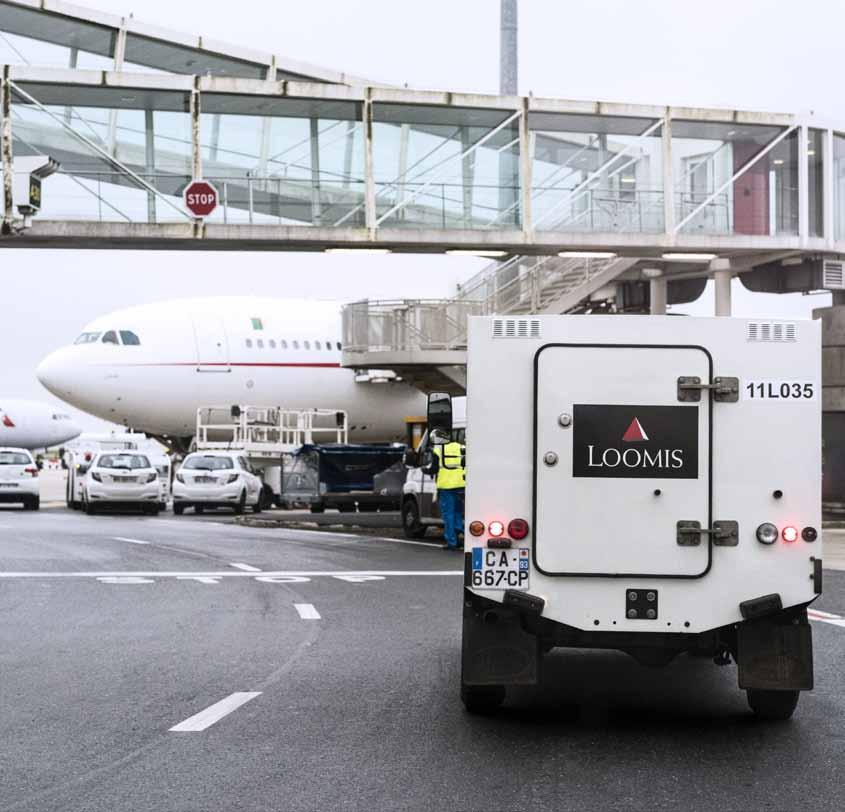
[229,563,263,572]
[113,537,151,545]
[294,603,321,620]
[169,692,262,733]
[808,608,845,628]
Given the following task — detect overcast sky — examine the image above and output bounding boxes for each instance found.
[3,0,839,429]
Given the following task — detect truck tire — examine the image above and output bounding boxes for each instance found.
[747,689,800,721]
[461,684,506,715]
[402,500,427,539]
[173,503,185,515]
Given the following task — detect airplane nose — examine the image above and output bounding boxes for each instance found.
[36,349,77,399]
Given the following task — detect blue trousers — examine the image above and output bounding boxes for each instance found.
[439,488,465,548]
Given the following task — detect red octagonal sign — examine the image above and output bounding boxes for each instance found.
[184,179,218,218]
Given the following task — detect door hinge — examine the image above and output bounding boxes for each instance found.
[677,520,739,547]
[677,376,739,403]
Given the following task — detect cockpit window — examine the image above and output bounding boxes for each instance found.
[120,331,141,346]
[102,331,119,345]
[74,332,101,345]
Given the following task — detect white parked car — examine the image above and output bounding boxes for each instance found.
[0,447,40,510]
[172,452,263,515]
[82,452,161,515]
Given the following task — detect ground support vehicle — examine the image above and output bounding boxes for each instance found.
[0,447,40,510]
[454,314,821,721]
[82,451,161,515]
[194,406,349,508]
[172,451,263,515]
[281,444,407,513]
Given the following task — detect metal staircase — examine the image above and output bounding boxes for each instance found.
[342,251,640,393]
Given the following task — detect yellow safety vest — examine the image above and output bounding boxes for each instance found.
[434,442,466,490]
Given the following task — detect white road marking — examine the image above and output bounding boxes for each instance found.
[333,575,386,583]
[0,570,462,579]
[169,692,261,732]
[255,576,311,583]
[176,576,222,584]
[229,563,262,572]
[294,603,321,620]
[808,608,845,628]
[113,537,150,545]
[97,577,156,584]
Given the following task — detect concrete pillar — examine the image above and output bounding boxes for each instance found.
[814,305,845,511]
[714,270,732,316]
[309,116,322,226]
[1,67,12,232]
[363,96,376,231]
[499,0,518,95]
[649,277,667,315]
[144,109,156,224]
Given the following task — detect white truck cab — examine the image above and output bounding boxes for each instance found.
[449,314,821,720]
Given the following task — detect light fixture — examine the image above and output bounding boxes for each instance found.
[558,251,617,259]
[446,250,508,258]
[620,176,636,184]
[325,248,391,255]
[727,130,737,137]
[773,159,785,166]
[661,253,717,262]
[756,523,778,545]
[808,150,816,156]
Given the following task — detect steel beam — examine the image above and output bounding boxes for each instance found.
[363,97,376,231]
[1,66,12,232]
[661,114,675,241]
[145,108,156,224]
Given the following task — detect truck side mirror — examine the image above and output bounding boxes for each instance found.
[230,405,241,419]
[427,392,453,435]
[404,449,419,467]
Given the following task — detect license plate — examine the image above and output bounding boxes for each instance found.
[0,482,18,488]
[471,547,530,590]
[196,476,215,484]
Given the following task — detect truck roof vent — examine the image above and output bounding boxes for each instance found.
[823,260,845,290]
[492,318,541,339]
[747,321,797,342]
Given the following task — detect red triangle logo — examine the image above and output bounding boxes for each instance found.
[2,414,14,428]
[622,417,648,442]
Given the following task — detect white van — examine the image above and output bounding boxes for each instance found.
[0,447,40,510]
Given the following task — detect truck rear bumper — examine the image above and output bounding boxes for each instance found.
[462,589,814,691]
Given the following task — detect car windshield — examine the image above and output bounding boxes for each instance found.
[183,456,234,471]
[0,452,30,465]
[97,454,151,470]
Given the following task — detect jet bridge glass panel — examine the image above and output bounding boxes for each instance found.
[372,103,521,230]
[534,344,711,578]
[527,112,664,234]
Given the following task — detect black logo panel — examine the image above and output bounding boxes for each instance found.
[572,404,699,479]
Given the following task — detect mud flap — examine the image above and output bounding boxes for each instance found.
[737,616,814,691]
[462,590,539,687]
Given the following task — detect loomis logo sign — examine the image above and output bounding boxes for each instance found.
[572,404,698,479]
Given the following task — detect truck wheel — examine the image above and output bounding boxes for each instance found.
[173,504,185,516]
[461,684,506,715]
[747,689,800,721]
[402,500,428,539]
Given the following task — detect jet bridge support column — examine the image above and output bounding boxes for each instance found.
[1,66,12,233]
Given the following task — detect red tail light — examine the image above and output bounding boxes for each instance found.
[782,526,798,543]
[24,467,38,478]
[508,518,529,540]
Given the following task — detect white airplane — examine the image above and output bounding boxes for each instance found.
[0,398,82,450]
[36,297,426,449]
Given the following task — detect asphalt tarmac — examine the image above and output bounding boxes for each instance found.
[0,506,843,812]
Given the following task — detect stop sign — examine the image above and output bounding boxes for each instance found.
[184,179,218,217]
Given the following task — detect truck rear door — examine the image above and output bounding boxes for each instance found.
[534,343,711,578]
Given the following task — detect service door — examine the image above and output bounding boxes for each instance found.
[192,315,230,372]
[534,344,711,578]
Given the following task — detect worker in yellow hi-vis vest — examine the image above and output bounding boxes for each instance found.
[428,430,466,551]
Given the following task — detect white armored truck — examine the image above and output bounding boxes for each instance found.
[438,314,822,720]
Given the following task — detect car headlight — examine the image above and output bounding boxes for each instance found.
[175,473,185,484]
[226,474,240,484]
[91,472,102,483]
[146,473,158,484]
